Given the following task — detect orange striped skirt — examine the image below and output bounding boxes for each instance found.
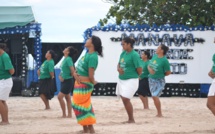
[72,81,96,126]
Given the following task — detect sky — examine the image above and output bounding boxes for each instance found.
[0,0,112,42]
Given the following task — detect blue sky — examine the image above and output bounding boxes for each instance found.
[0,0,112,42]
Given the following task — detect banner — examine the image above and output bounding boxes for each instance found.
[83,24,215,83]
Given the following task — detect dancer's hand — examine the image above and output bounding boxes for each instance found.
[93,80,98,85]
[148,66,155,75]
[208,71,215,79]
[73,72,81,84]
[59,75,64,82]
[37,70,40,76]
[118,68,124,75]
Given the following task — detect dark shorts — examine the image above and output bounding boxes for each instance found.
[60,78,74,95]
[39,78,57,100]
[137,78,151,97]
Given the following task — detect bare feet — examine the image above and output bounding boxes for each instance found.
[67,115,72,118]
[45,107,51,110]
[122,120,135,124]
[0,121,9,125]
[143,108,150,110]
[88,125,95,133]
[83,126,89,133]
[61,115,67,118]
[156,114,163,118]
[76,130,88,134]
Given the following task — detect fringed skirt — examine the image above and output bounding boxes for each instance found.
[72,81,96,126]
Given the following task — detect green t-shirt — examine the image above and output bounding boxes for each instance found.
[0,52,14,80]
[118,50,142,80]
[212,54,215,73]
[77,52,98,77]
[39,59,54,79]
[139,60,150,79]
[148,54,170,79]
[60,56,74,79]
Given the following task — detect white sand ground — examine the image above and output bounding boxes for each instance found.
[1,96,215,134]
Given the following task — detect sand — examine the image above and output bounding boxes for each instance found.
[1,96,215,134]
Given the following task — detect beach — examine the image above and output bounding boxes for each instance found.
[1,96,215,134]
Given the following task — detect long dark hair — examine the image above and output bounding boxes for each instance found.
[160,44,169,55]
[68,46,78,62]
[48,50,57,59]
[123,37,135,48]
[91,35,103,57]
[143,50,151,60]
[0,43,6,51]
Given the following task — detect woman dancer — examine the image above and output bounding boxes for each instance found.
[0,43,14,125]
[207,53,215,115]
[58,46,77,118]
[148,44,171,117]
[138,51,151,110]
[38,50,56,110]
[116,37,142,123]
[72,35,103,133]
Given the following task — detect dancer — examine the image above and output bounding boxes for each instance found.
[138,51,151,110]
[148,44,171,117]
[37,50,56,110]
[0,43,14,125]
[58,46,77,118]
[116,37,142,123]
[207,53,215,115]
[72,35,103,133]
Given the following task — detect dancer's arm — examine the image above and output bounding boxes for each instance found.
[37,70,40,76]
[148,66,155,75]
[71,67,80,83]
[70,66,75,76]
[136,67,142,76]
[49,72,54,79]
[89,68,97,85]
[165,71,171,76]
[9,68,15,75]
[49,62,55,79]
[58,75,64,82]
[208,69,215,79]
[3,54,14,75]
[117,64,124,74]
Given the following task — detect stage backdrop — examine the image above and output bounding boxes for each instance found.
[82,25,215,84]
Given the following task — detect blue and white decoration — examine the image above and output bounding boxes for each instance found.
[84,23,215,39]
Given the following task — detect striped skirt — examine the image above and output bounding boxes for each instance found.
[72,81,96,126]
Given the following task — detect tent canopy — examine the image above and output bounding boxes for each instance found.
[0,6,35,29]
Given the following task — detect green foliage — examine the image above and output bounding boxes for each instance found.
[100,0,215,26]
